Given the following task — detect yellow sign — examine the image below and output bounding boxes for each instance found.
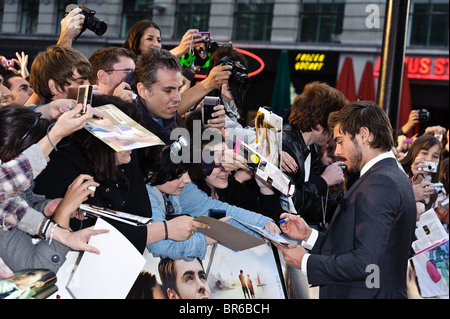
[294,53,326,72]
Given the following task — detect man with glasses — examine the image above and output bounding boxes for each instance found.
[89,47,136,103]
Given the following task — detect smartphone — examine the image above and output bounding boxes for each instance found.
[76,85,93,115]
[203,96,220,125]
[209,209,226,219]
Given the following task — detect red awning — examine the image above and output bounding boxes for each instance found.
[336,57,357,102]
[357,61,376,101]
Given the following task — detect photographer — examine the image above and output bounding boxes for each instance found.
[203,46,256,145]
[57,7,85,48]
[400,134,442,216]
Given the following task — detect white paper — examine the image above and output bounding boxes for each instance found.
[66,218,146,299]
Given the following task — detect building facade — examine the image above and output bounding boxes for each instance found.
[0,0,448,128]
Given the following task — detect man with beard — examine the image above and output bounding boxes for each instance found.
[276,101,416,299]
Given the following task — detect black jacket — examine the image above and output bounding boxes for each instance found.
[282,124,337,227]
[33,142,151,253]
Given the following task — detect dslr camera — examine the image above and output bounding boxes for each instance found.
[80,6,107,36]
[418,160,438,173]
[66,6,107,37]
[216,56,250,90]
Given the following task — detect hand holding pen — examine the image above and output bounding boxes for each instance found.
[278,213,312,242]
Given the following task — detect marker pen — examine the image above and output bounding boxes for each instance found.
[278,218,290,224]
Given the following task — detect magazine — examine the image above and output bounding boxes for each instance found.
[411,240,448,298]
[233,218,291,248]
[412,208,448,253]
[79,204,152,226]
[0,269,57,299]
[85,104,165,152]
[234,138,295,197]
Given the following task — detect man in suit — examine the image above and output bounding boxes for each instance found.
[276,101,416,298]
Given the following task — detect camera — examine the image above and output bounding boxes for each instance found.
[418,160,438,173]
[198,32,211,43]
[80,6,107,36]
[1,59,15,69]
[418,108,430,123]
[66,6,107,38]
[76,85,93,115]
[216,56,250,90]
[196,31,230,54]
[428,182,444,194]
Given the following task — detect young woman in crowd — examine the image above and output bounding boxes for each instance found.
[140,140,280,261]
[123,19,202,59]
[185,109,284,221]
[400,134,442,214]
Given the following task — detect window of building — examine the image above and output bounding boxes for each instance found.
[121,0,154,38]
[298,0,345,43]
[233,0,274,41]
[174,0,210,39]
[20,0,39,34]
[56,0,78,34]
[408,0,449,47]
[0,0,4,32]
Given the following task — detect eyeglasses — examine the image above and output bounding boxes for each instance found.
[104,69,134,75]
[20,112,42,144]
[170,136,188,156]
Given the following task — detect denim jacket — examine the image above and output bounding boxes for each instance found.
[146,182,273,261]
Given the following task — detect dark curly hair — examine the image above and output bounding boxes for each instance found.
[289,81,348,133]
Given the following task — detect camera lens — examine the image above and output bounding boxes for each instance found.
[87,17,107,36]
[232,73,250,90]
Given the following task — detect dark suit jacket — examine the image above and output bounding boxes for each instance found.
[307,157,416,298]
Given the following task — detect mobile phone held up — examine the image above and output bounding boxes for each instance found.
[203,96,220,125]
[76,85,93,115]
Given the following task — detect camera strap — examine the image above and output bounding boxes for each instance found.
[72,26,87,43]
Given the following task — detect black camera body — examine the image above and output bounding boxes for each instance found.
[80,6,107,36]
[216,56,250,90]
[418,108,430,123]
[65,5,107,39]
